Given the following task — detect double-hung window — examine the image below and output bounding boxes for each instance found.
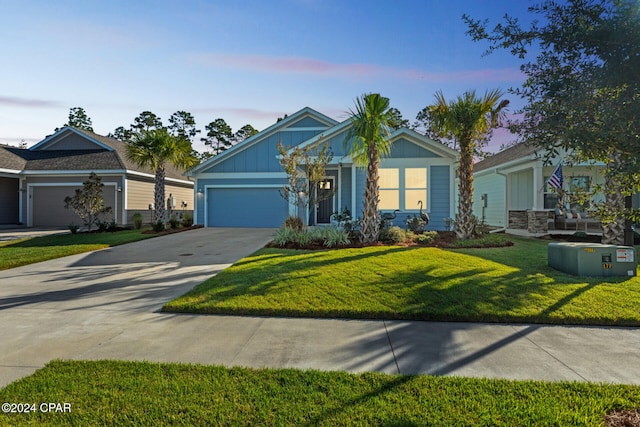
[378,167,428,211]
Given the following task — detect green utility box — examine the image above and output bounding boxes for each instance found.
[548,242,637,277]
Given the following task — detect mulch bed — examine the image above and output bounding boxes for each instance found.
[142,225,204,236]
[605,409,640,427]
[267,231,504,250]
[539,233,602,243]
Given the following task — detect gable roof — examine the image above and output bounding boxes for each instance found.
[294,121,459,161]
[187,107,338,175]
[388,128,459,159]
[473,142,539,173]
[0,127,192,183]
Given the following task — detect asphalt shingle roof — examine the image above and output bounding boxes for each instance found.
[0,128,193,182]
[473,142,539,173]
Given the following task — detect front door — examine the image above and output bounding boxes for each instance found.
[316,179,334,224]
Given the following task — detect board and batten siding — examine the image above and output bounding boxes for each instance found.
[126,179,193,210]
[473,173,507,227]
[429,165,451,231]
[41,133,102,150]
[207,130,324,174]
[509,169,534,210]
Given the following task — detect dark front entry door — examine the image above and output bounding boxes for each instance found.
[316,179,333,224]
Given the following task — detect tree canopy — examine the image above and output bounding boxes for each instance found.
[464,0,640,243]
[58,107,93,132]
[345,93,393,244]
[424,89,508,239]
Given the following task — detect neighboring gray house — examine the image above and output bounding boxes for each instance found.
[188,107,459,230]
[0,127,194,227]
[472,142,640,231]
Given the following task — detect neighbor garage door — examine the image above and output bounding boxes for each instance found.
[31,185,116,227]
[207,187,288,227]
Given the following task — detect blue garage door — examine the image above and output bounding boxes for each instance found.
[207,187,289,227]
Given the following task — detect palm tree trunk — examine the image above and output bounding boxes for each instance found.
[602,156,625,245]
[456,139,475,239]
[361,144,380,244]
[154,166,166,224]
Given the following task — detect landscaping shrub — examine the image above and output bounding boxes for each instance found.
[152,220,165,232]
[414,230,438,245]
[282,215,304,231]
[169,214,180,229]
[323,227,350,247]
[132,212,143,230]
[272,226,350,248]
[68,223,79,234]
[273,227,297,247]
[181,212,193,227]
[294,228,314,246]
[379,226,408,244]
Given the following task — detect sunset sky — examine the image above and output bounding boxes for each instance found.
[1,0,535,153]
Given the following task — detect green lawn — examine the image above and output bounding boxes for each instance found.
[164,237,640,325]
[0,360,637,426]
[0,230,156,270]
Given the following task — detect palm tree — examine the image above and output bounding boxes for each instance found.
[427,89,508,239]
[126,128,199,225]
[345,93,393,244]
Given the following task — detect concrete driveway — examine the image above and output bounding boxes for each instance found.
[0,227,275,386]
[1,227,640,388]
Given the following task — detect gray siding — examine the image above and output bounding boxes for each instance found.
[45,133,102,150]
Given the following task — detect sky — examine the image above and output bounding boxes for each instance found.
[0,0,536,154]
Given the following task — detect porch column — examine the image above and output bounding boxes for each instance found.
[532,165,544,210]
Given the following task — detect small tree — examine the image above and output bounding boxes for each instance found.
[64,172,112,231]
[277,140,334,227]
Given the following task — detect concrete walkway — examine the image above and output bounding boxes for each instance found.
[1,228,639,388]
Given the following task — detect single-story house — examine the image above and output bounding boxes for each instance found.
[0,127,194,227]
[472,142,640,232]
[187,107,459,230]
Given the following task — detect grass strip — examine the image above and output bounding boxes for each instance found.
[165,238,640,325]
[0,230,156,270]
[0,360,638,426]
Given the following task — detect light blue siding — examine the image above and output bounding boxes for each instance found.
[207,187,287,227]
[390,138,441,158]
[324,129,351,158]
[289,116,329,127]
[474,173,506,227]
[429,166,451,230]
[510,169,533,210]
[339,166,352,213]
[204,130,324,173]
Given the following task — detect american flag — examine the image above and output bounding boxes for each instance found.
[546,164,563,190]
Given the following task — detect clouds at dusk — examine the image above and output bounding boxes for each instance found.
[190,53,525,84]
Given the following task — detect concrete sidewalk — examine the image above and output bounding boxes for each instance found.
[1,227,639,387]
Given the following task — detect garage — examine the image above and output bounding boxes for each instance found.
[207,187,288,227]
[0,177,19,225]
[31,185,116,227]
